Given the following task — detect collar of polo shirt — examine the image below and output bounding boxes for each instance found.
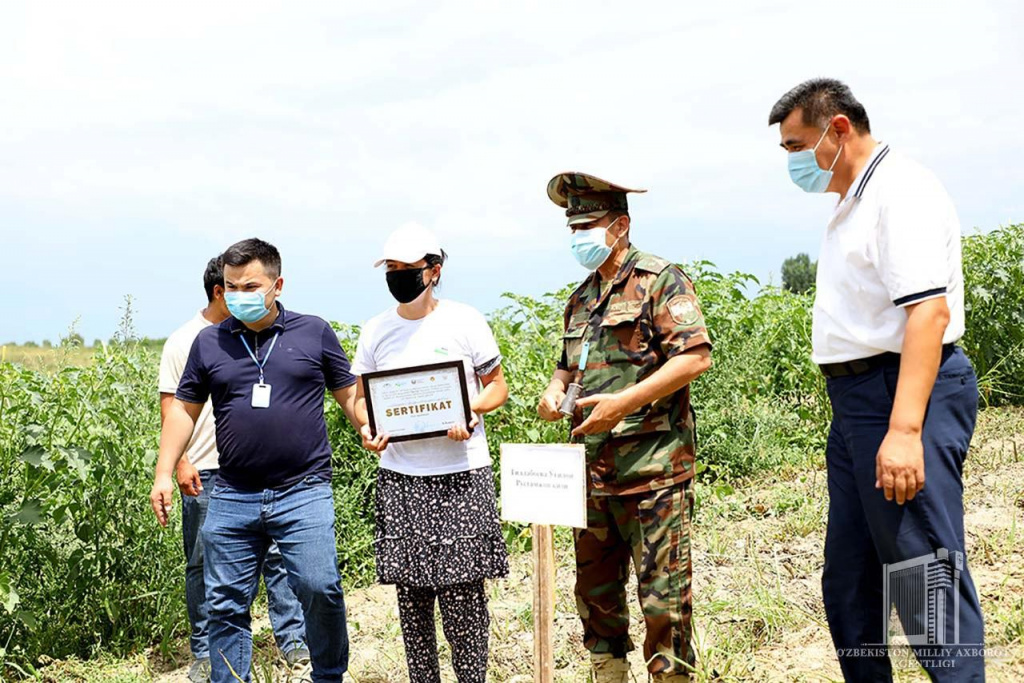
[833,143,890,213]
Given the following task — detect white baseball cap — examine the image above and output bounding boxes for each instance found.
[373,224,443,268]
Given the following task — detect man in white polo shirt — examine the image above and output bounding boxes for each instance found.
[158,256,308,682]
[769,79,984,681]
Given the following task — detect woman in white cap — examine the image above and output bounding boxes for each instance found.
[351,224,509,682]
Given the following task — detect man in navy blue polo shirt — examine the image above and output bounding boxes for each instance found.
[769,79,984,681]
[150,238,361,683]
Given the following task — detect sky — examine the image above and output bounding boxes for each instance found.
[1,0,1022,344]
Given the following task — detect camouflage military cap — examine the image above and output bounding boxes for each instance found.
[546,172,647,225]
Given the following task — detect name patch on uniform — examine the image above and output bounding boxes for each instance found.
[668,296,699,326]
[606,300,641,316]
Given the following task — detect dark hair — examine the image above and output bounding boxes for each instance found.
[768,78,871,134]
[425,249,448,288]
[203,256,224,302]
[221,238,282,279]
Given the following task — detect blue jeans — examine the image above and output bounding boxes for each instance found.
[823,347,985,681]
[201,475,348,683]
[181,469,306,660]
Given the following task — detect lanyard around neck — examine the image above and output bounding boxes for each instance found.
[239,331,280,384]
[576,302,609,383]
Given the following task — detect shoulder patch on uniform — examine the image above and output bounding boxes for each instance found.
[634,252,672,273]
[667,295,700,326]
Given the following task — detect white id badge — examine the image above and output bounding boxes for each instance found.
[251,383,272,408]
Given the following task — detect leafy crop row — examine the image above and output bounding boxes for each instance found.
[1,224,1021,675]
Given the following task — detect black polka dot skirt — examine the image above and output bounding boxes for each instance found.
[374,466,509,587]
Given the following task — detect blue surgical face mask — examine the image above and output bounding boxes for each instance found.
[570,218,621,271]
[788,124,843,193]
[225,282,278,323]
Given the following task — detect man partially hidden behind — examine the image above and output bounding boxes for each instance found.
[770,79,984,681]
[158,256,309,682]
[150,238,361,683]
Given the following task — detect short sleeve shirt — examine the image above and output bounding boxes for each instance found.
[813,145,966,364]
[351,300,502,476]
[158,311,218,471]
[176,304,356,490]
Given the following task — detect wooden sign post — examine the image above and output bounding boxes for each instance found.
[499,444,587,682]
[532,523,555,683]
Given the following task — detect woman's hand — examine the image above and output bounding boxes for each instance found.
[360,424,390,453]
[447,415,480,442]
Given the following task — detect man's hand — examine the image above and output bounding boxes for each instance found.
[448,415,480,442]
[152,397,203,525]
[538,389,567,422]
[150,474,176,527]
[572,393,630,437]
[360,424,390,453]
[875,429,926,504]
[176,459,202,497]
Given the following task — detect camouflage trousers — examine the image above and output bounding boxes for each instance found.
[573,482,694,674]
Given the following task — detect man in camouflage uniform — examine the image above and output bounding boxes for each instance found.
[537,172,712,682]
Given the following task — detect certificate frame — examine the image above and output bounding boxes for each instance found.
[362,360,473,443]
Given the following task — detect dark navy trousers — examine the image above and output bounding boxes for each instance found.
[823,347,985,682]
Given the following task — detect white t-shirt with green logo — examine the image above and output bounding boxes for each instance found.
[158,311,219,471]
[351,299,502,476]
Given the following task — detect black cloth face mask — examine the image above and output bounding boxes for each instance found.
[386,267,431,304]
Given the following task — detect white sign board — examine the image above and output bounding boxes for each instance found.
[500,444,587,529]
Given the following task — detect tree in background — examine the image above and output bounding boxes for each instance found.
[781,253,817,294]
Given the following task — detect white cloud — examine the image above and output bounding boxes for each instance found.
[1,0,1022,341]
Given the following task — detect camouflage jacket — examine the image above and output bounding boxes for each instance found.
[558,246,711,496]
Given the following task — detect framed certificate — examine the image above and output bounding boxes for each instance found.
[362,361,473,443]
